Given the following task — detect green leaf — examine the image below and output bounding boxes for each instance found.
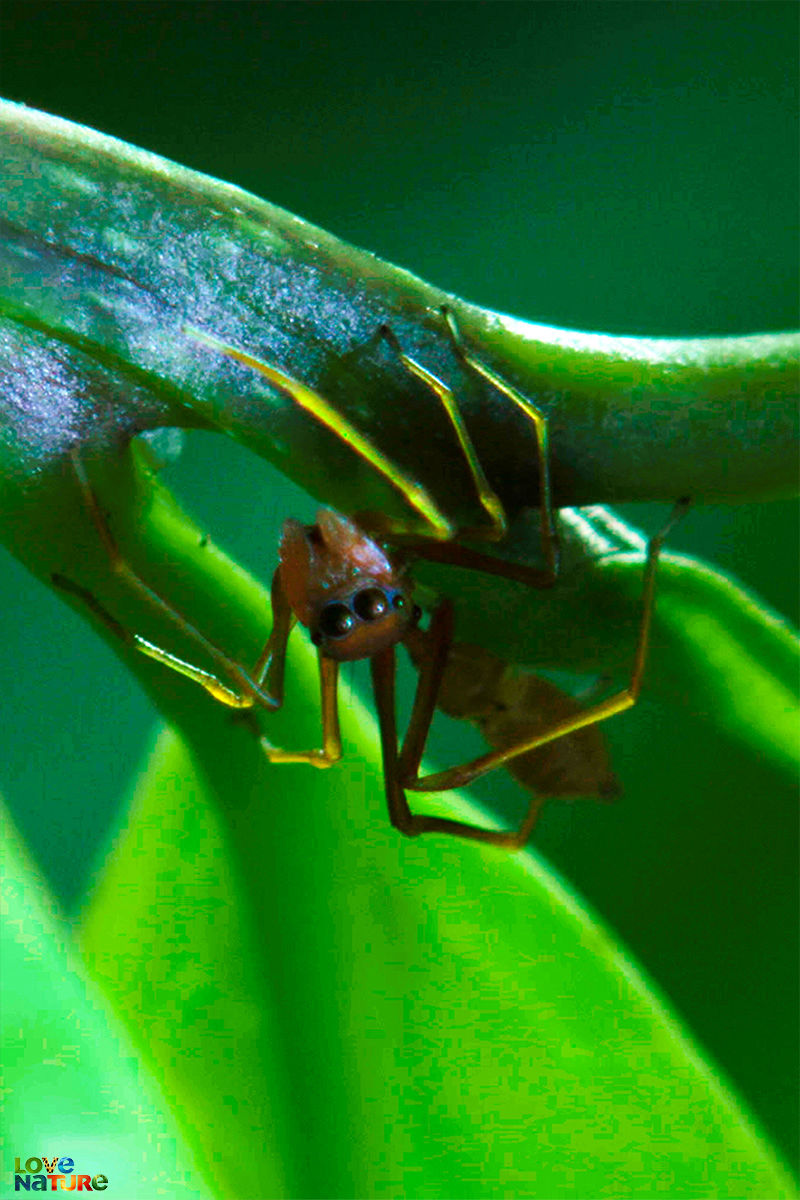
[0,801,216,1199]
[78,719,796,1198]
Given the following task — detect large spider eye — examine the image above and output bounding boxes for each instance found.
[353,587,389,621]
[318,603,356,639]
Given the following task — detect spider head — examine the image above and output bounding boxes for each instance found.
[310,580,419,662]
[279,509,420,662]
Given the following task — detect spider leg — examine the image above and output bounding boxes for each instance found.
[375,500,688,849]
[378,323,506,538]
[260,652,342,768]
[252,569,297,698]
[394,535,555,590]
[376,307,560,587]
[371,645,520,846]
[184,325,455,541]
[62,450,279,709]
[51,571,258,709]
[397,600,454,784]
[440,305,560,583]
[404,499,689,801]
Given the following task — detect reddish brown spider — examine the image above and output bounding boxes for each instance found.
[55,308,686,849]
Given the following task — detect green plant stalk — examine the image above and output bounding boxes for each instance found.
[1,99,798,541]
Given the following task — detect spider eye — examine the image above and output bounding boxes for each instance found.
[392,594,406,611]
[353,587,389,621]
[318,603,356,638]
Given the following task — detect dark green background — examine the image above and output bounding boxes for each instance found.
[1,0,798,1172]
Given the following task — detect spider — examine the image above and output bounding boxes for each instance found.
[54,307,687,849]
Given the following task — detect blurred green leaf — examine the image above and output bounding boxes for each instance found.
[0,801,215,1199]
[79,719,796,1200]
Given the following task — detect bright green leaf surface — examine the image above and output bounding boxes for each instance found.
[78,712,795,1198]
[0,802,215,1200]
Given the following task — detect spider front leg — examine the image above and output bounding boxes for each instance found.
[64,454,342,766]
[257,573,342,769]
[387,598,543,849]
[62,449,279,711]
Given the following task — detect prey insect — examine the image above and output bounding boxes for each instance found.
[55,308,686,849]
